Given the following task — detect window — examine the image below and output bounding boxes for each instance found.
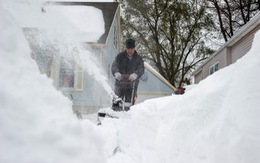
[59,58,75,88]
[209,62,219,75]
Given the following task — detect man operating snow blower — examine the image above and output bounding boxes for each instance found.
[111,38,144,111]
[97,39,144,124]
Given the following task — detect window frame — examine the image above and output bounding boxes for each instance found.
[209,61,219,75]
[58,57,84,91]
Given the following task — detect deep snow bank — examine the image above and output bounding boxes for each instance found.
[100,31,260,163]
[0,2,105,163]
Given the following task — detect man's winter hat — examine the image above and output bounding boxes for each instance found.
[126,39,135,48]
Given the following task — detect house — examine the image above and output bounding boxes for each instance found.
[193,13,260,84]
[137,62,177,103]
[21,2,176,115]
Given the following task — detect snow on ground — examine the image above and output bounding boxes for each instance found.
[99,31,260,163]
[0,1,105,163]
[1,0,260,163]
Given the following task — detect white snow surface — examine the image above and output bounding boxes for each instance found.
[0,1,105,163]
[1,0,260,163]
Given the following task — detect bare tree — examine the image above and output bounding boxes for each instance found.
[208,0,260,42]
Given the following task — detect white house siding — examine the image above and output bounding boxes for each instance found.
[226,47,232,65]
[194,70,202,84]
[104,6,121,86]
[231,26,259,63]
[200,48,227,80]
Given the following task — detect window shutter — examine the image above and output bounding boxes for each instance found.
[50,57,60,88]
[75,65,84,91]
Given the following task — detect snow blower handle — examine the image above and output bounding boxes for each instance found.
[117,74,131,85]
[121,74,138,82]
[121,74,130,79]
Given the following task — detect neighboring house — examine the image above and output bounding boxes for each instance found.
[137,62,177,103]
[193,13,260,84]
[24,2,176,115]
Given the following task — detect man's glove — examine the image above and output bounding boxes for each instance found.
[128,73,138,81]
[114,72,122,81]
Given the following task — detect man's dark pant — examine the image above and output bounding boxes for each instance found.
[114,80,138,105]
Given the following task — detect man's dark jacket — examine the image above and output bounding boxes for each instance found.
[111,50,144,79]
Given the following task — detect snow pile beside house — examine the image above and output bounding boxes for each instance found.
[0,2,105,163]
[101,31,260,163]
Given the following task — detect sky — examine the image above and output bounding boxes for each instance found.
[1,1,260,163]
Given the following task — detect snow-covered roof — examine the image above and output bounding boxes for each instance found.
[51,1,120,44]
[8,1,119,43]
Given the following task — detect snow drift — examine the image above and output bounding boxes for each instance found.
[1,0,260,163]
[0,2,105,163]
[100,31,260,163]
